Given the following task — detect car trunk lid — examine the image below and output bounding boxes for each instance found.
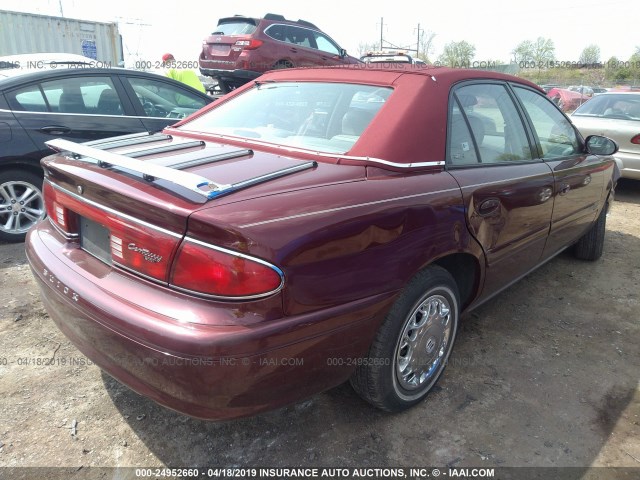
[42,132,364,286]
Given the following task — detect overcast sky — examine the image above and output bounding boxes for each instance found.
[2,0,638,66]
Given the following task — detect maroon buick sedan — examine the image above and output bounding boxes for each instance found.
[26,66,619,420]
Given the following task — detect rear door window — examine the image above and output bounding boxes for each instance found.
[7,85,48,112]
[7,77,122,115]
[265,24,288,43]
[286,26,313,48]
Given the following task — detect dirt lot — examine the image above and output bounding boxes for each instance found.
[0,181,639,477]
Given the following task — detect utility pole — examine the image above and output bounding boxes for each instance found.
[380,17,384,51]
[416,23,422,58]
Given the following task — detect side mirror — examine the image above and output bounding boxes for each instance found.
[585,135,618,156]
[339,48,347,58]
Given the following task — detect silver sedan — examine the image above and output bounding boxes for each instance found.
[571,92,640,180]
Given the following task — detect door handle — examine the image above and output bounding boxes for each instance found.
[478,198,500,216]
[40,125,71,135]
[559,183,571,195]
[290,48,298,53]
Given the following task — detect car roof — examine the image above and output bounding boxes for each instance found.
[253,65,542,90]
[218,13,319,29]
[177,66,543,166]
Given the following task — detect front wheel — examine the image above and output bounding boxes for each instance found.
[351,266,460,412]
[0,169,45,243]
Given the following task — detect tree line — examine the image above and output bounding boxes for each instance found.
[358,37,640,86]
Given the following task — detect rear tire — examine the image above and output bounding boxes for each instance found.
[351,266,460,412]
[0,169,45,243]
[573,204,607,260]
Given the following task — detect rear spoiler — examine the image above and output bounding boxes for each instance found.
[45,135,316,204]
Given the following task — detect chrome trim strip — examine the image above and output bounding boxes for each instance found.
[167,149,253,170]
[6,109,136,118]
[126,140,205,158]
[168,237,285,300]
[88,133,172,149]
[208,161,317,199]
[460,173,551,190]
[83,131,159,146]
[239,187,460,228]
[113,260,167,286]
[5,109,187,121]
[47,216,79,239]
[176,128,445,169]
[46,138,225,199]
[47,180,183,239]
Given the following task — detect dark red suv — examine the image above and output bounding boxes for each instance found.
[198,13,360,93]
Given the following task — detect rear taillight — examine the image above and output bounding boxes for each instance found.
[234,39,263,50]
[43,183,282,298]
[631,134,640,145]
[43,182,180,282]
[44,182,77,234]
[170,239,282,298]
[106,220,179,281]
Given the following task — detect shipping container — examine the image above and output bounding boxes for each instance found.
[0,10,123,66]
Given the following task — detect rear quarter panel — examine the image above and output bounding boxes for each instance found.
[188,168,476,316]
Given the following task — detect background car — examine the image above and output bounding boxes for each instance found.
[571,91,640,180]
[360,50,428,67]
[568,85,594,97]
[27,66,618,421]
[0,67,212,242]
[540,83,562,93]
[198,13,360,93]
[546,87,588,112]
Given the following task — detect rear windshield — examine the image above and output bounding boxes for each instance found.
[211,20,257,35]
[181,82,392,154]
[573,94,640,120]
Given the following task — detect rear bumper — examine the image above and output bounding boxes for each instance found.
[26,223,392,420]
[198,67,261,82]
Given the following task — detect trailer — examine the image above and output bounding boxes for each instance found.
[0,10,123,66]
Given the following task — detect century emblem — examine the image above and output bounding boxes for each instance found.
[127,243,163,263]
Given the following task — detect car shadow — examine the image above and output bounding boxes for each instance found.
[615,179,640,205]
[101,225,640,469]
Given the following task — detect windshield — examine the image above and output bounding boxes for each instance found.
[182,82,392,153]
[573,94,640,120]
